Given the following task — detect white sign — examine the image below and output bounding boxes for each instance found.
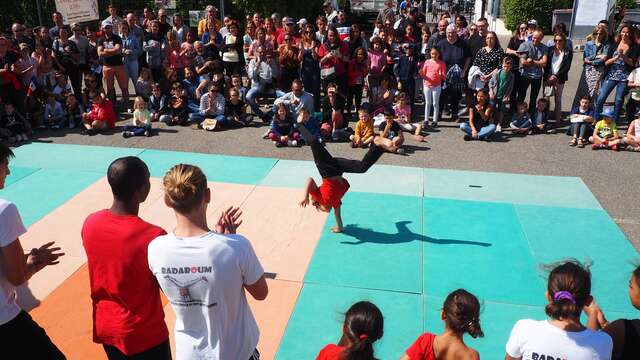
[189,10,206,27]
[574,0,608,26]
[155,0,177,10]
[55,0,99,23]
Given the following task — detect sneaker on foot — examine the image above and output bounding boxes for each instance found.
[610,144,619,151]
[592,143,605,150]
[396,147,405,154]
[144,129,151,137]
[262,130,270,139]
[122,131,132,138]
[496,124,502,133]
[463,134,472,141]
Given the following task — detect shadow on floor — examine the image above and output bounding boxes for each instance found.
[340,221,492,247]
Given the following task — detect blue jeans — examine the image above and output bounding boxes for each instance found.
[188,113,226,124]
[246,86,285,117]
[124,60,139,92]
[460,122,496,139]
[595,78,626,123]
[124,124,151,136]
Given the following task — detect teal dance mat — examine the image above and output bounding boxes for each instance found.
[2,143,636,359]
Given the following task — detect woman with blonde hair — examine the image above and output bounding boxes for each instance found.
[148,164,268,360]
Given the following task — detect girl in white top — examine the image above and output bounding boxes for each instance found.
[148,164,268,360]
[505,260,613,360]
[123,96,152,138]
[622,118,640,151]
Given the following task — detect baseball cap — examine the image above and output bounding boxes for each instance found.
[18,43,30,51]
[599,108,615,119]
[101,19,114,29]
[283,17,295,25]
[71,23,81,31]
[323,1,333,7]
[527,19,538,26]
[297,18,308,26]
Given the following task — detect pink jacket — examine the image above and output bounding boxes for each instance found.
[422,59,446,87]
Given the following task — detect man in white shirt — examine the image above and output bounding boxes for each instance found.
[0,143,66,359]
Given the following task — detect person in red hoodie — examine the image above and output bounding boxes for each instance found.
[82,90,116,135]
[81,157,171,360]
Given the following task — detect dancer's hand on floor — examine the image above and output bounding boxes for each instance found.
[299,198,309,208]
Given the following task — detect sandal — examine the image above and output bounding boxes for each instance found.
[569,138,577,146]
[577,139,585,148]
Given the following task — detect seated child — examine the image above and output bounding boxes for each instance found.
[268,103,300,147]
[622,117,640,151]
[65,94,84,129]
[460,89,495,141]
[1,103,30,142]
[230,74,247,102]
[510,102,532,134]
[82,90,116,135]
[43,92,65,129]
[135,68,153,100]
[316,301,383,359]
[393,92,424,142]
[590,109,622,151]
[148,83,169,123]
[531,98,550,134]
[165,84,189,126]
[225,87,251,127]
[568,96,595,148]
[52,72,72,103]
[82,73,105,108]
[123,96,152,137]
[401,289,483,360]
[350,107,374,148]
[379,106,405,154]
[321,83,347,141]
[24,93,43,129]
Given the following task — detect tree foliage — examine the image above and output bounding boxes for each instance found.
[504,0,572,33]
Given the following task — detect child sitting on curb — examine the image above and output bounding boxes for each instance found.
[568,96,595,148]
[510,102,532,134]
[590,109,622,151]
[379,106,405,154]
[123,96,152,138]
[393,92,424,142]
[350,106,374,148]
[268,103,300,147]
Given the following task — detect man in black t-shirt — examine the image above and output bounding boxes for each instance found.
[97,22,129,110]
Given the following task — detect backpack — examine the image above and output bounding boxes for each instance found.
[444,64,465,92]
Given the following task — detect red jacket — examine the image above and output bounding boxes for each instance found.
[347,59,369,86]
[87,99,116,128]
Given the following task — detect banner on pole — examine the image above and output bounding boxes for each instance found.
[55,0,99,23]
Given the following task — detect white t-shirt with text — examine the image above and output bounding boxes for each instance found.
[0,199,27,325]
[148,231,264,360]
[506,319,612,360]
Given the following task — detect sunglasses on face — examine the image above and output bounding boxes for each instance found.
[554,39,563,42]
